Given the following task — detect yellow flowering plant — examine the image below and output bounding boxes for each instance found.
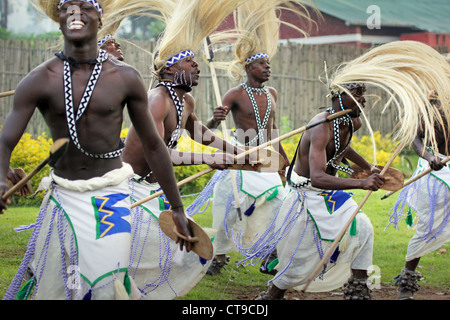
[351,131,401,168]
[174,135,215,194]
[9,132,53,205]
[9,128,132,205]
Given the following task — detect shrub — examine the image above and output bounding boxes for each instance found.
[9,129,131,206]
[174,135,216,195]
[9,132,53,205]
[351,131,401,168]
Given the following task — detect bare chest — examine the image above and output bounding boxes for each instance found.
[235,91,274,129]
[41,69,125,121]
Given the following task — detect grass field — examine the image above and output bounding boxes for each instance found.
[178,191,450,300]
[0,187,448,300]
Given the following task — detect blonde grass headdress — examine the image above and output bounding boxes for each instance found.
[219,0,315,82]
[152,0,247,75]
[328,40,450,152]
[95,0,179,58]
[98,0,175,44]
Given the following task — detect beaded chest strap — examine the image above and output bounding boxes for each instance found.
[286,107,354,189]
[62,49,124,159]
[326,107,354,175]
[157,81,184,149]
[241,83,271,146]
[138,81,185,181]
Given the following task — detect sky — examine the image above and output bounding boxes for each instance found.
[7,0,58,34]
[7,0,132,35]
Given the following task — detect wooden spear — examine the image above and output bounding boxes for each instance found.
[234,109,352,162]
[131,167,214,209]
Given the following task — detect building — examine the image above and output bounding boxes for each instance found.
[278,0,450,49]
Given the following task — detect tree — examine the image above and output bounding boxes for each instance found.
[0,0,8,29]
[119,15,165,41]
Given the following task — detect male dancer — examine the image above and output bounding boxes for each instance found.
[202,0,312,275]
[254,84,384,300]
[205,55,288,275]
[121,50,245,299]
[98,34,123,61]
[322,40,450,301]
[388,97,450,300]
[0,0,191,300]
[120,0,249,299]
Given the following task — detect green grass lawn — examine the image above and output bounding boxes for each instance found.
[0,207,38,298]
[1,189,449,300]
[179,191,450,299]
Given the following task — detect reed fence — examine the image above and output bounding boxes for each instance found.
[1,39,444,138]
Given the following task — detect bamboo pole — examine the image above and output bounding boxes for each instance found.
[0,90,15,98]
[203,37,243,220]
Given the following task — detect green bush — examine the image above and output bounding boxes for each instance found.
[8,129,129,206]
[9,132,52,206]
[174,135,217,195]
[351,131,401,168]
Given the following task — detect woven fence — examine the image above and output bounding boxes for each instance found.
[0,39,434,137]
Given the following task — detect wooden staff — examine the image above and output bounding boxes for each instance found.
[234,109,352,162]
[2,138,69,201]
[300,142,405,293]
[381,155,450,200]
[131,167,214,209]
[0,90,15,99]
[204,37,243,220]
[130,110,354,209]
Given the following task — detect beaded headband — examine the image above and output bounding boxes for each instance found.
[58,0,103,17]
[165,50,195,67]
[245,52,269,65]
[97,34,113,47]
[331,83,366,97]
